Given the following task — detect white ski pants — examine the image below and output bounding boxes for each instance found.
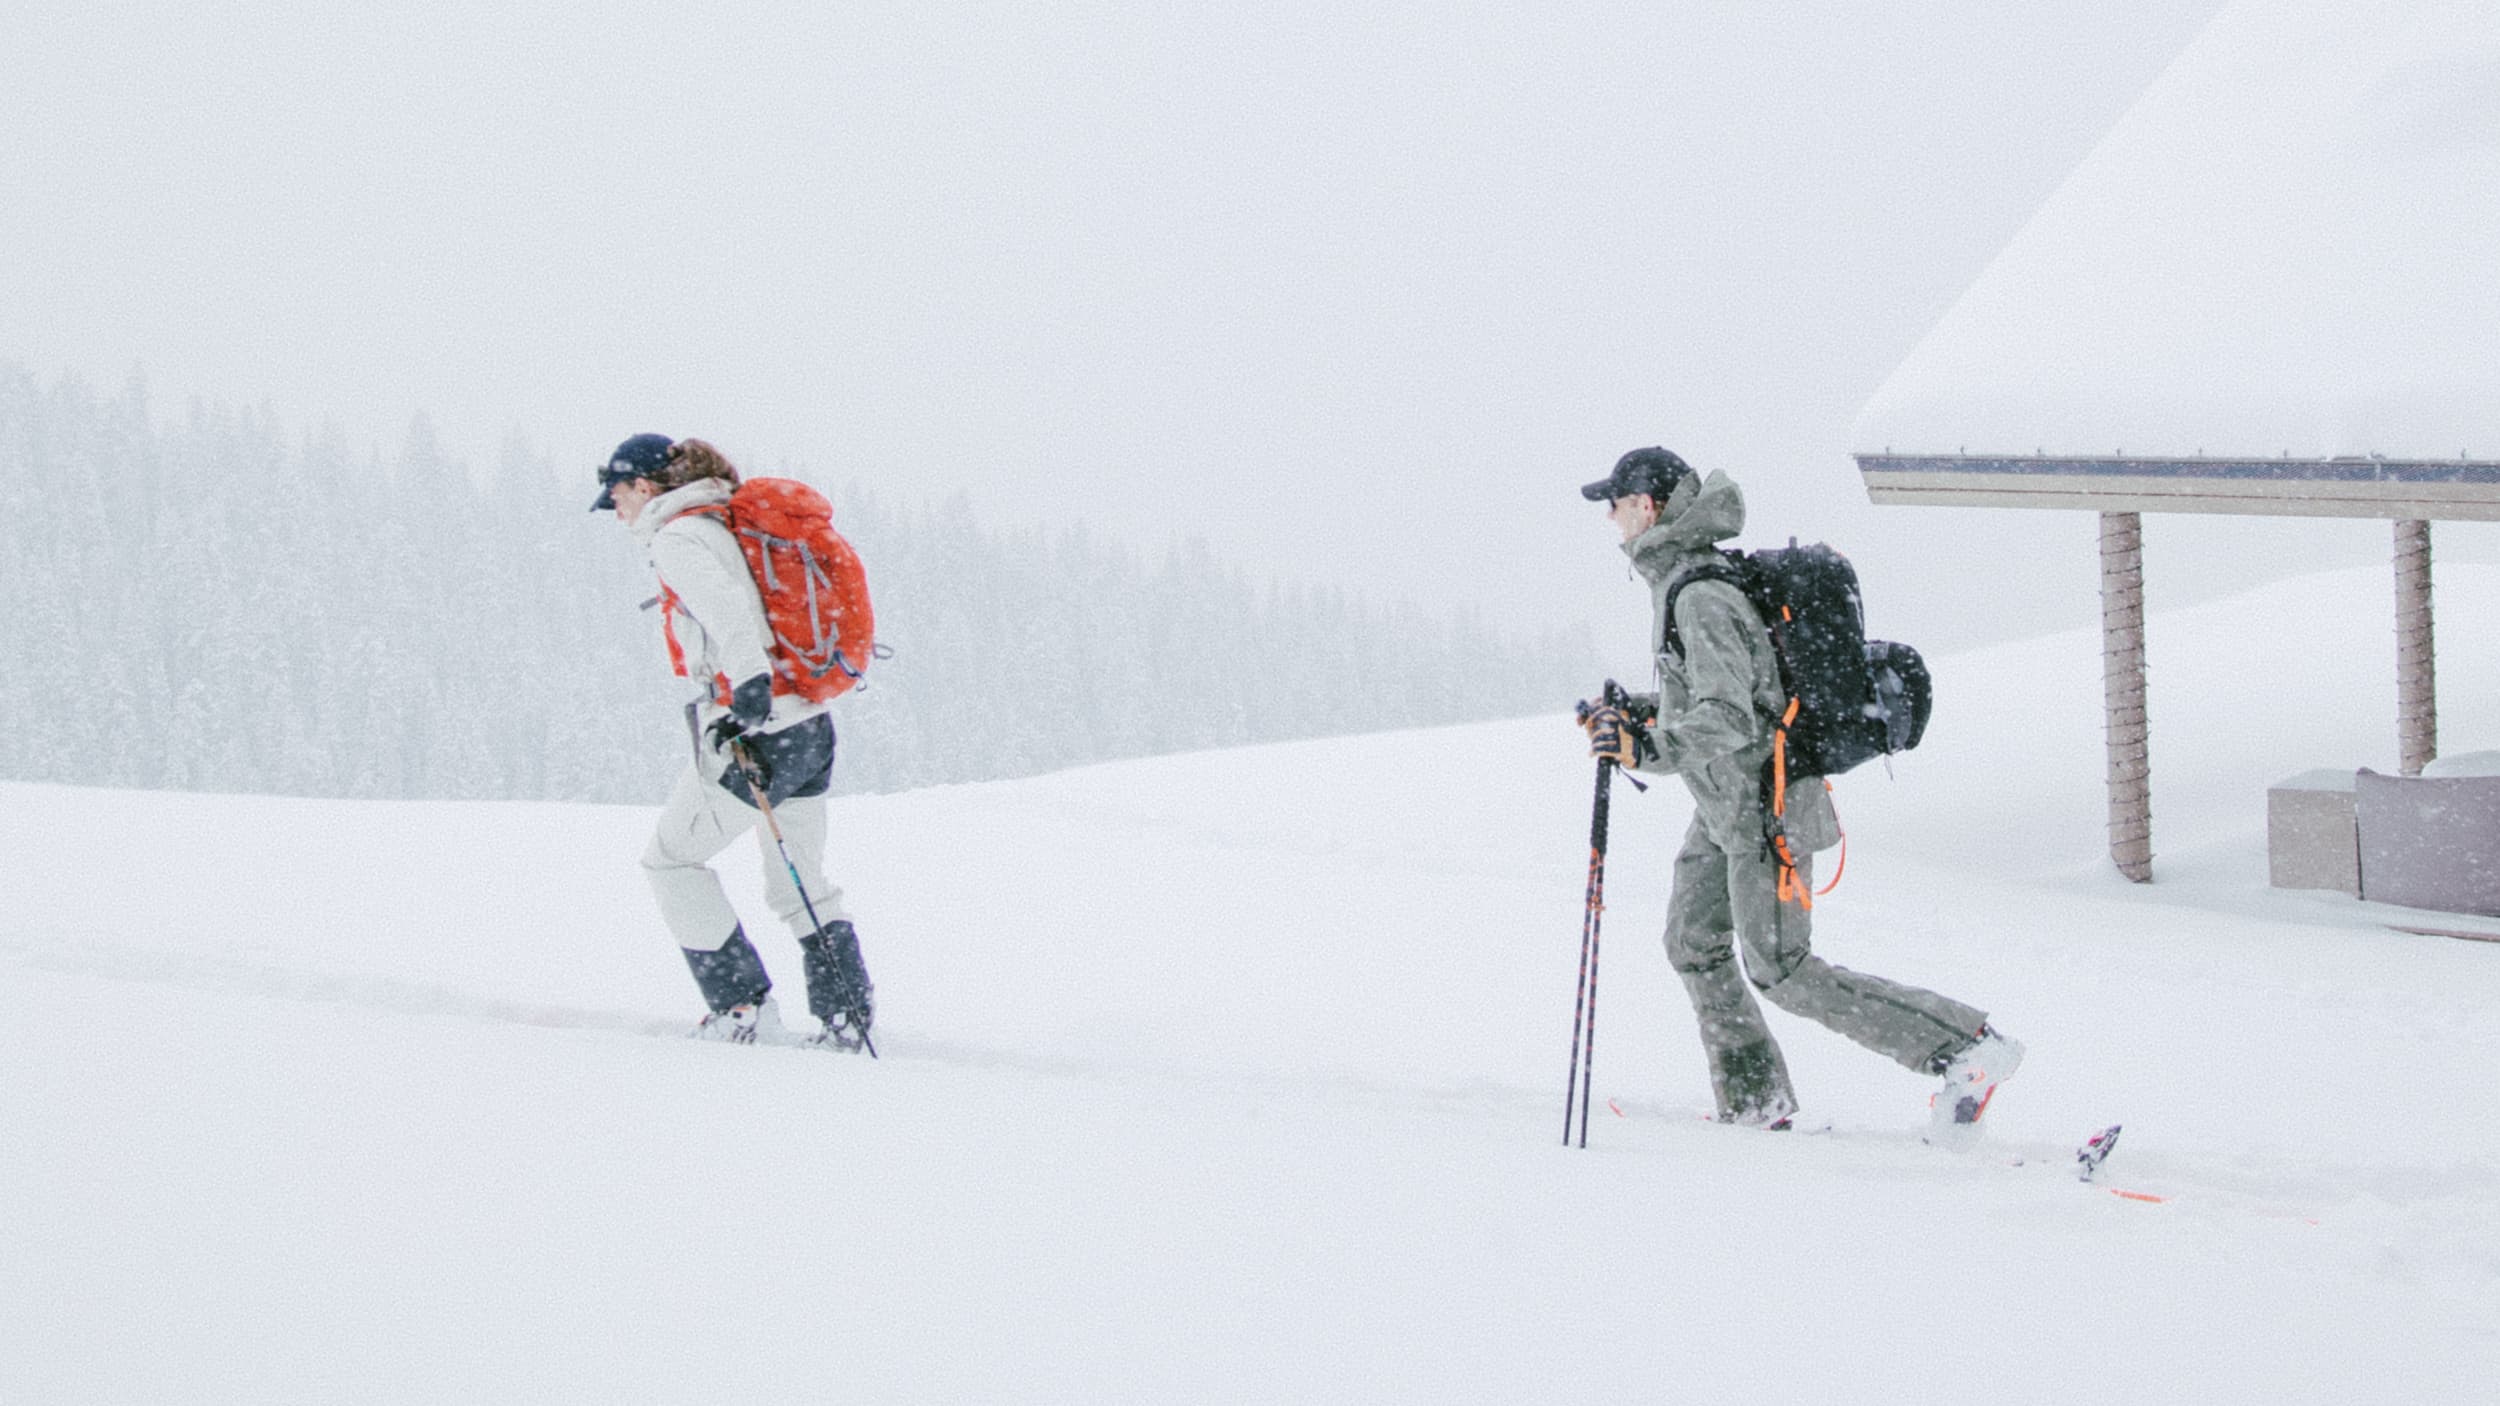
[642,763,847,952]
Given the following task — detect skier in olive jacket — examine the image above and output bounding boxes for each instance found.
[594,433,873,1051]
[1576,447,2019,1135]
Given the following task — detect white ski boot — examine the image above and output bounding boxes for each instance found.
[690,994,792,1046]
[1927,1026,2023,1142]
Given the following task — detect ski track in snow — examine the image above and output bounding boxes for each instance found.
[12,924,2495,1239]
[10,568,2500,1399]
[4,926,688,1042]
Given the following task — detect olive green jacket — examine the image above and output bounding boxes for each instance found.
[1622,471,1840,854]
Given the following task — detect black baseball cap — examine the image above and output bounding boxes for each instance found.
[591,433,675,511]
[1580,446,1694,503]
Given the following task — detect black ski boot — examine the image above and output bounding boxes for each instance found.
[799,920,876,1053]
[1708,1039,1798,1128]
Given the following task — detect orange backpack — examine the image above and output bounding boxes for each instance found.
[667,478,877,703]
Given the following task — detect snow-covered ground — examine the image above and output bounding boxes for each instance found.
[7,565,2498,1403]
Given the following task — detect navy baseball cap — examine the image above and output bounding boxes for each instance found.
[591,433,675,511]
[1580,446,1694,503]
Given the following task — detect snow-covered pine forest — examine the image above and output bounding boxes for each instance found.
[0,363,1592,801]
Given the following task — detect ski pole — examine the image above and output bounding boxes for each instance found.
[1562,681,1645,1147]
[732,739,878,1059]
[1564,680,1642,1147]
[1562,750,1613,1147]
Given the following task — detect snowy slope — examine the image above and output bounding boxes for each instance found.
[6,567,2498,1403]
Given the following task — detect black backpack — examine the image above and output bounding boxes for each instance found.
[1660,540,1931,781]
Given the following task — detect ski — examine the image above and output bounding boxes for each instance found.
[1610,1097,2141,1193]
[2386,923,2500,944]
[2004,1123,2129,1179]
[1605,1098,1840,1134]
[2074,1123,2123,1182]
[2013,1123,2164,1202]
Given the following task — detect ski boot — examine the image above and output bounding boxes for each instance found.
[1927,1025,2024,1142]
[1719,1090,1802,1131]
[1708,1039,1798,1129]
[683,928,787,1044]
[691,994,791,1045]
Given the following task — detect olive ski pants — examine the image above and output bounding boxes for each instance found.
[1663,813,1984,1121]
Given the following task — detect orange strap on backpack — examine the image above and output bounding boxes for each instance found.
[1772,721,1847,908]
[1773,833,1847,908]
[1775,835,1810,910]
[1770,696,1800,817]
[655,584,734,706]
[1818,779,1846,897]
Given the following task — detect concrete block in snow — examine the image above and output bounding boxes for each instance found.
[2267,769,2359,896]
[2356,769,2500,918]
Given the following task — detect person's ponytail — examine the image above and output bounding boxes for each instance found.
[664,438,742,489]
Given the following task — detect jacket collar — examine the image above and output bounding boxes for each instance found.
[631,477,734,547]
[1622,470,1747,585]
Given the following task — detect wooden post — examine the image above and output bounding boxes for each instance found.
[2100,511,2153,881]
[2395,519,2436,776]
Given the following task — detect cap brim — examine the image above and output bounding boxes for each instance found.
[1580,478,1617,502]
[591,485,616,511]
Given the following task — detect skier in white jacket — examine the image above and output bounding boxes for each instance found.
[594,433,874,1050]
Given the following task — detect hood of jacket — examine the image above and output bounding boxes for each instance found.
[1623,469,1746,585]
[630,476,734,549]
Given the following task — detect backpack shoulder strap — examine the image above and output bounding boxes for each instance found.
[1659,551,1751,660]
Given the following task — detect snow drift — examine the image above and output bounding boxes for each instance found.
[5,566,2497,1403]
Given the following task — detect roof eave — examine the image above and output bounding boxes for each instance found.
[1855,453,2500,521]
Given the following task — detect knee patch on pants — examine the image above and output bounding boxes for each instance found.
[1671,944,1737,978]
[1748,953,1809,999]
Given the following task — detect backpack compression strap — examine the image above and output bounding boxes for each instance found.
[1771,775,1848,912]
[733,525,864,685]
[1770,696,1811,909]
[684,500,866,689]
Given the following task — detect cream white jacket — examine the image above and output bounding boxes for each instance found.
[633,478,832,744]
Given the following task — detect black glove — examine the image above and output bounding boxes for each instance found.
[704,673,774,754]
[708,730,775,797]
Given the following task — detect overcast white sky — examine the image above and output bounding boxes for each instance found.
[21,0,2484,672]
